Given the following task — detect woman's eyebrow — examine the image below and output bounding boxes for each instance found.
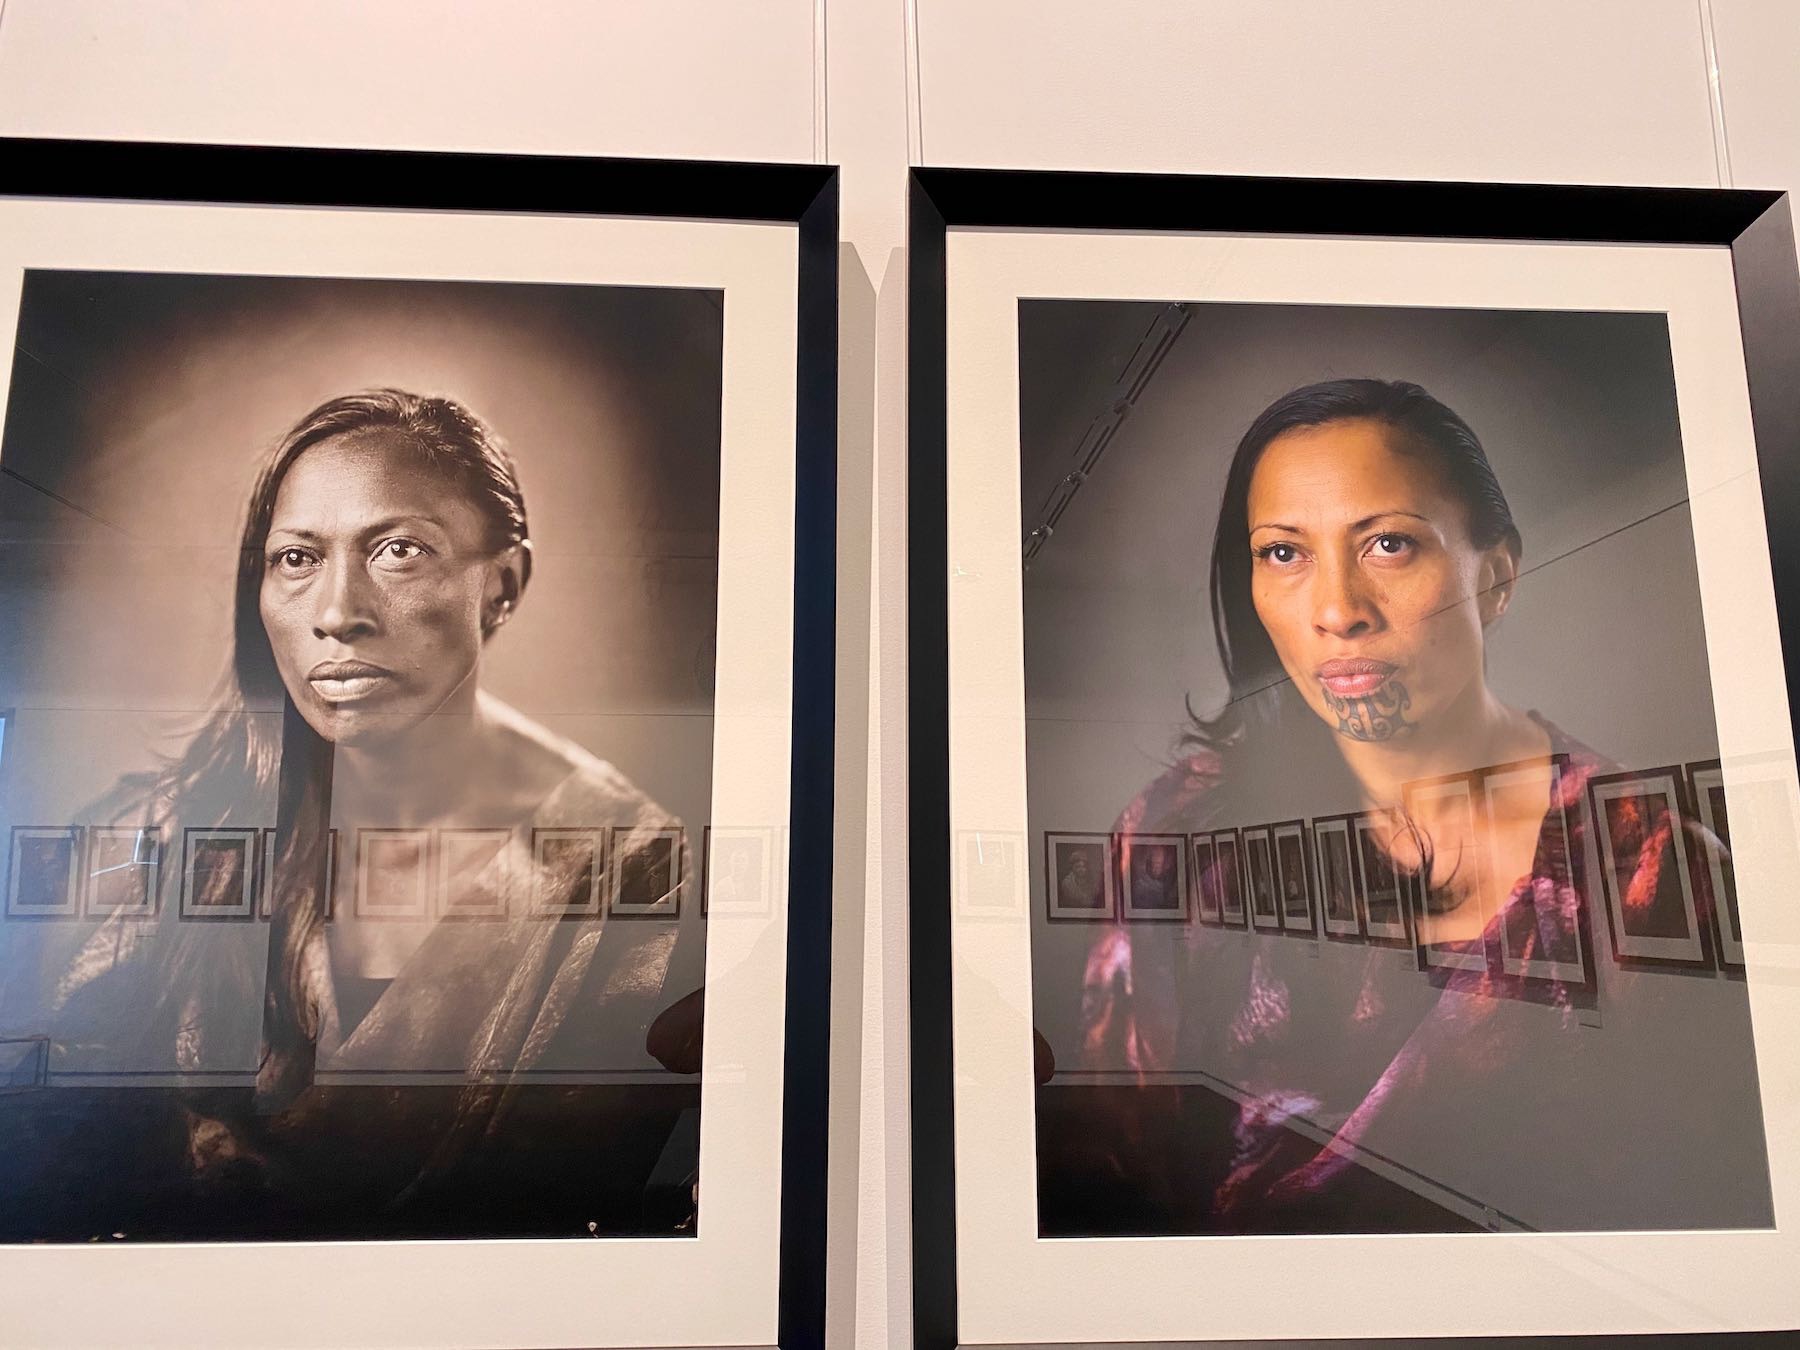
[1248,521,1305,535]
[1348,510,1432,531]
[264,515,451,543]
[359,514,444,534]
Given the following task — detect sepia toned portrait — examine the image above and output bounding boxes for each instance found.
[1044,831,1114,922]
[0,271,722,1241]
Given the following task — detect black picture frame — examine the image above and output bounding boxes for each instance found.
[1241,822,1283,933]
[1312,812,1364,943]
[1117,831,1189,924]
[1402,768,1496,982]
[1685,758,1741,973]
[0,136,837,1350]
[909,165,1800,1350]
[1189,832,1221,926]
[606,824,685,920]
[1212,826,1248,929]
[257,825,337,922]
[1043,830,1117,923]
[80,823,162,921]
[1271,817,1316,938]
[354,826,434,921]
[1351,807,1416,950]
[434,826,514,921]
[1478,753,1599,1006]
[178,826,258,922]
[1586,765,1713,971]
[5,824,82,921]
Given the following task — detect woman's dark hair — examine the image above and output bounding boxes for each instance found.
[1190,378,1520,753]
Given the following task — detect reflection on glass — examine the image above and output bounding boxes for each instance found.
[1023,303,1775,1238]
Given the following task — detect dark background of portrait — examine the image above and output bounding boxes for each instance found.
[1020,300,1770,1233]
[0,270,722,1066]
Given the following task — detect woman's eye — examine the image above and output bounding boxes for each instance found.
[268,547,316,573]
[1256,542,1301,566]
[374,538,428,565]
[1369,533,1414,558]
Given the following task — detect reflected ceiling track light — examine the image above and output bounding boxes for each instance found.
[1023,301,1190,568]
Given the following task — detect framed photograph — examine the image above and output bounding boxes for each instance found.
[1687,760,1740,970]
[1212,827,1247,928]
[1312,813,1362,940]
[955,829,1025,921]
[608,824,684,919]
[0,139,836,1350]
[1043,831,1115,922]
[1403,771,1493,978]
[5,825,80,920]
[258,826,337,921]
[1117,831,1187,923]
[1189,832,1221,924]
[912,167,1800,1344]
[1240,823,1281,932]
[354,827,433,921]
[434,827,513,920]
[179,827,256,922]
[1271,818,1314,936]
[704,825,776,918]
[1685,755,1797,976]
[1352,808,1414,948]
[530,826,607,919]
[1588,766,1710,969]
[1484,754,1596,995]
[82,824,162,920]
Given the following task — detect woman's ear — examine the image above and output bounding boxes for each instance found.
[1477,543,1520,627]
[481,545,526,635]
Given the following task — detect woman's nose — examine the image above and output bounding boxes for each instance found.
[1312,558,1379,639]
[312,560,379,642]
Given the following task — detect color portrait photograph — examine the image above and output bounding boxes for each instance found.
[1024,299,1772,1237]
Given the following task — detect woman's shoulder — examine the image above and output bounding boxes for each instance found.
[478,693,681,831]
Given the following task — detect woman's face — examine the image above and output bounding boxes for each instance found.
[260,433,511,747]
[1245,418,1516,744]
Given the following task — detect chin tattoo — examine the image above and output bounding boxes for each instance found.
[1323,679,1415,742]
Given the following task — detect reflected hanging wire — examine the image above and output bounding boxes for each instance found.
[1215,495,1695,715]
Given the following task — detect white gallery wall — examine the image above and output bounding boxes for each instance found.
[1,1,1798,1345]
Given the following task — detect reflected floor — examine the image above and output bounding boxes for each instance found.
[1037,1081,1483,1236]
[0,1082,700,1242]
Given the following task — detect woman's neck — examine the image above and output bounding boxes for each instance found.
[1334,677,1544,811]
[330,687,494,827]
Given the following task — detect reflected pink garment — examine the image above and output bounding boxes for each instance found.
[1076,722,1724,1223]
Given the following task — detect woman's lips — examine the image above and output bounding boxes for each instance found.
[1316,658,1396,700]
[307,659,393,704]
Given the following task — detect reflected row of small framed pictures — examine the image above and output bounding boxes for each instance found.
[3,823,781,923]
[1042,757,1771,981]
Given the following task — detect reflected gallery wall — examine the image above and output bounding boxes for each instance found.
[1019,300,1773,1235]
[0,272,724,1240]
